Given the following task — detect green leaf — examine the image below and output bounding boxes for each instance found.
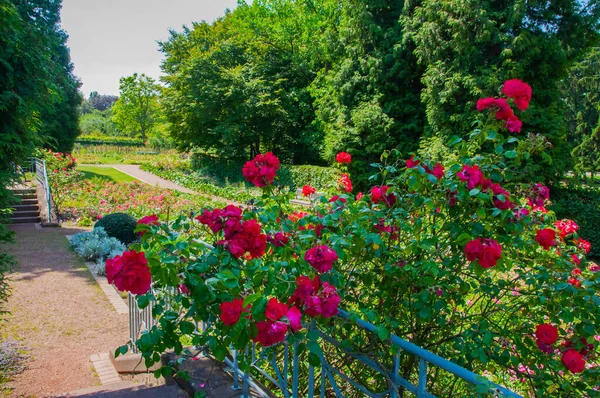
[137,295,150,309]
[179,321,196,334]
[308,352,321,366]
[242,293,262,308]
[504,150,517,159]
[469,188,480,196]
[376,325,390,341]
[447,136,463,146]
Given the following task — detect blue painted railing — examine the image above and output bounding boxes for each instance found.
[129,292,521,397]
[127,238,521,397]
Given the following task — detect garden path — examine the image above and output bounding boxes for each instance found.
[85,164,242,206]
[2,224,130,396]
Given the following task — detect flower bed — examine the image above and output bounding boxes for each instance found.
[60,178,225,226]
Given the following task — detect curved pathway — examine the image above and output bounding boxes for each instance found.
[85,164,242,206]
[2,224,129,396]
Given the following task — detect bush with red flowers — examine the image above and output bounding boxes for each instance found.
[115,81,599,397]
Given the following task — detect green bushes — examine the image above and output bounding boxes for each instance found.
[190,152,341,191]
[550,183,600,258]
[94,213,138,245]
[76,135,145,147]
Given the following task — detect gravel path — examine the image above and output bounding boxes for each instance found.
[2,224,129,397]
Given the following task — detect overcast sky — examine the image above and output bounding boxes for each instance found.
[61,0,238,97]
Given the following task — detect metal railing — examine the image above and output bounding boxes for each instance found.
[30,158,53,223]
[127,240,521,398]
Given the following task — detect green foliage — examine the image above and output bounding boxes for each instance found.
[550,182,600,258]
[279,164,341,191]
[94,212,138,246]
[76,135,145,147]
[112,73,160,141]
[402,0,600,180]
[129,122,600,395]
[79,110,120,137]
[563,48,600,175]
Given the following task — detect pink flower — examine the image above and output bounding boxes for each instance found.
[254,321,288,347]
[340,174,353,192]
[242,152,280,187]
[457,165,488,190]
[370,186,397,206]
[406,155,420,168]
[286,307,302,332]
[505,115,522,133]
[502,79,532,111]
[304,245,338,273]
[265,298,289,322]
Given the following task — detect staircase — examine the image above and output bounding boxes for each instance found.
[8,187,41,224]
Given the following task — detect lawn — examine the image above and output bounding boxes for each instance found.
[77,166,137,183]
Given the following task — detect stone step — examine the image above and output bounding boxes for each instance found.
[9,216,40,224]
[11,210,40,218]
[10,204,39,212]
[14,198,38,205]
[10,188,36,195]
[58,383,185,398]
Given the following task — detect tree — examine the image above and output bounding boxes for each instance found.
[112,73,160,141]
[402,0,600,180]
[562,48,600,177]
[88,92,119,111]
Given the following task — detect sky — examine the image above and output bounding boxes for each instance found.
[61,0,239,98]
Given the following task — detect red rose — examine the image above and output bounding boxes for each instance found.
[491,183,513,210]
[304,295,323,317]
[302,185,316,197]
[571,254,581,266]
[335,152,352,164]
[268,232,289,247]
[137,214,159,235]
[528,183,550,207]
[478,239,502,268]
[242,152,280,187]
[370,185,397,206]
[105,250,151,295]
[575,238,591,254]
[505,115,522,133]
[265,298,289,321]
[329,195,347,204]
[290,276,320,306]
[356,192,364,201]
[219,299,245,326]
[502,79,532,111]
[320,282,340,318]
[254,321,288,347]
[465,238,483,262]
[430,163,444,180]
[305,245,338,273]
[568,277,581,288]
[219,219,267,259]
[286,306,302,332]
[535,228,557,250]
[340,173,353,192]
[535,324,558,345]
[406,155,420,168]
[288,211,308,223]
[477,97,514,120]
[457,165,487,190]
[562,349,585,373]
[554,219,579,240]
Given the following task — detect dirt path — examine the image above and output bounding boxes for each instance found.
[83,164,242,206]
[1,224,129,397]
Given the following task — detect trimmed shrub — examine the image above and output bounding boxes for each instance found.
[94,213,138,245]
[76,135,145,147]
[549,183,600,258]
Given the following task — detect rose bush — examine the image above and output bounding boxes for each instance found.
[114,81,598,396]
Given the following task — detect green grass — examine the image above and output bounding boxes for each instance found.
[77,166,137,183]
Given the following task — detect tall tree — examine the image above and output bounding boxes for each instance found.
[112,73,160,141]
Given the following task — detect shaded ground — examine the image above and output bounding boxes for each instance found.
[0,224,129,397]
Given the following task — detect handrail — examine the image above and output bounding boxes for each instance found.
[127,241,521,397]
[31,158,53,223]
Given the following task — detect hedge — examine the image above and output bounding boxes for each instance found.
[190,152,341,191]
[76,135,145,147]
[549,183,600,258]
